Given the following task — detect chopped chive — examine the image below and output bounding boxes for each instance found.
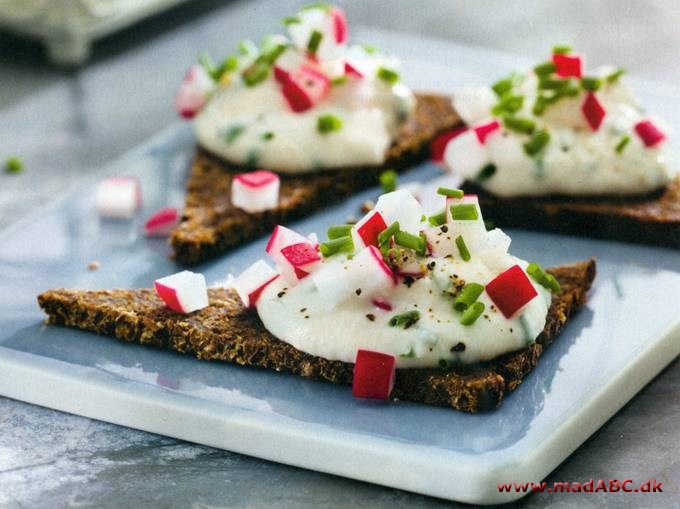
[502,116,535,135]
[394,230,426,255]
[377,66,400,84]
[389,310,420,329]
[307,30,323,54]
[476,163,497,181]
[198,52,216,76]
[215,55,239,79]
[491,94,524,116]
[242,61,270,87]
[260,43,287,65]
[245,149,260,167]
[460,301,485,326]
[319,236,354,257]
[224,124,246,144]
[532,96,551,116]
[282,15,301,25]
[427,210,446,226]
[615,135,631,154]
[523,129,551,156]
[538,78,571,91]
[455,235,471,261]
[533,61,556,76]
[436,187,464,198]
[581,76,602,91]
[4,156,23,174]
[317,114,343,134]
[450,203,479,221]
[378,221,400,246]
[327,224,353,239]
[400,347,415,358]
[261,131,275,141]
[526,262,562,293]
[361,44,378,54]
[238,39,258,56]
[606,67,625,84]
[491,77,513,97]
[379,169,398,192]
[453,282,484,312]
[438,358,451,369]
[484,219,496,231]
[331,75,348,86]
[552,44,572,55]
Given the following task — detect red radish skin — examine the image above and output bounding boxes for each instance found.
[431,127,467,162]
[281,65,330,113]
[145,208,179,237]
[552,53,582,78]
[247,275,279,308]
[581,92,606,131]
[266,225,308,256]
[234,170,279,188]
[371,298,393,311]
[634,120,666,147]
[280,242,321,268]
[344,61,363,78]
[356,211,388,247]
[331,7,348,44]
[366,245,397,284]
[485,265,538,319]
[273,66,290,84]
[473,121,501,144]
[154,281,185,313]
[352,349,396,400]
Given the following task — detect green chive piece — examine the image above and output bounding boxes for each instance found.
[4,156,23,174]
[436,187,464,198]
[224,124,246,144]
[362,44,378,54]
[491,77,513,97]
[327,225,353,239]
[238,39,258,56]
[453,282,484,312]
[377,66,400,84]
[394,230,426,256]
[484,219,496,231]
[400,347,415,358]
[538,78,571,91]
[606,67,625,84]
[379,169,398,192]
[581,76,602,91]
[319,236,354,257]
[427,210,446,227]
[491,95,524,116]
[307,30,323,54]
[245,149,260,167]
[215,55,239,79]
[242,62,270,87]
[502,116,535,135]
[534,61,556,76]
[523,129,551,156]
[378,221,400,254]
[450,203,479,221]
[282,15,301,25]
[455,235,471,262]
[260,43,287,65]
[477,163,497,182]
[438,358,451,369]
[615,135,631,154]
[552,44,572,55]
[389,310,420,329]
[460,301,485,326]
[526,262,562,293]
[331,75,348,86]
[198,52,216,77]
[261,131,275,141]
[317,114,343,134]
[532,96,551,116]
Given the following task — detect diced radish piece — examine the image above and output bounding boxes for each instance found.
[431,127,467,163]
[371,298,392,311]
[351,245,396,294]
[443,129,490,179]
[374,189,423,235]
[311,260,355,309]
[274,66,290,84]
[280,242,322,277]
[144,207,179,237]
[273,48,306,83]
[344,61,364,78]
[398,182,423,202]
[331,7,348,44]
[485,265,538,319]
[452,86,497,125]
[634,120,666,147]
[353,210,388,248]
[175,65,215,119]
[281,65,330,112]
[154,270,209,314]
[422,227,458,258]
[473,120,501,145]
[581,92,606,131]
[352,349,396,400]
[231,170,280,213]
[96,176,141,219]
[266,225,315,283]
[232,260,280,308]
[552,53,582,78]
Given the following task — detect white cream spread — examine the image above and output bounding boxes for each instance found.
[446,59,675,197]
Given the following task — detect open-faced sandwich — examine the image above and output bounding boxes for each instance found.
[38,188,595,412]
[171,3,460,264]
[439,45,680,248]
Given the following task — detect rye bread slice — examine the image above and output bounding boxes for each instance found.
[37,259,595,412]
[171,94,460,264]
[464,176,680,249]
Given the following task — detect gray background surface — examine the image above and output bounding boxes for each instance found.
[1,1,679,507]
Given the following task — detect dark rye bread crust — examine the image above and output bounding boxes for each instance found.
[171,94,461,264]
[37,259,595,412]
[465,176,680,249]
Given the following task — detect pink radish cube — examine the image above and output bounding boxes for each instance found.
[344,61,363,78]
[581,92,606,131]
[443,128,489,178]
[374,189,424,235]
[634,120,666,147]
[331,7,348,44]
[266,225,316,283]
[281,65,330,113]
[552,53,582,78]
[473,120,501,144]
[154,270,209,314]
[354,210,388,248]
[144,207,179,237]
[232,260,280,308]
[431,127,467,163]
[485,265,538,319]
[351,245,396,294]
[231,170,280,213]
[280,242,322,278]
[175,65,215,119]
[96,176,141,219]
[352,349,396,400]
